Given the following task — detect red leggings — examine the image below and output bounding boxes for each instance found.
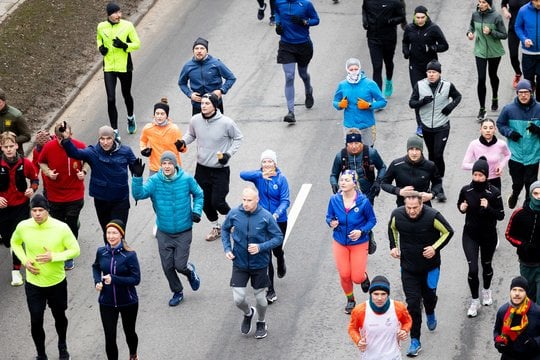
[332,240,368,295]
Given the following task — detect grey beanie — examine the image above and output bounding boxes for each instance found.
[407,135,424,151]
[530,180,540,196]
[160,150,177,167]
[98,125,115,138]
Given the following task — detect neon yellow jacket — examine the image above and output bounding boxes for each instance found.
[96,19,140,73]
[11,216,80,287]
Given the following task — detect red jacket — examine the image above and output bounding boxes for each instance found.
[38,138,86,202]
[0,155,38,206]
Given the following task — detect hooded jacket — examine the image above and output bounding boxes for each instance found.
[131,166,203,234]
[468,7,507,58]
[62,138,136,201]
[0,154,38,206]
[178,54,236,109]
[516,1,540,54]
[221,204,283,270]
[96,19,140,73]
[325,190,377,246]
[182,110,243,168]
[506,205,540,265]
[92,243,140,307]
[497,97,540,165]
[402,18,449,66]
[333,71,387,129]
[275,0,320,45]
[239,168,290,223]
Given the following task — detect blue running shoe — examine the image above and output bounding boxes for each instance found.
[407,338,421,357]
[169,291,183,306]
[416,126,423,138]
[427,313,437,331]
[64,259,74,270]
[188,262,200,291]
[384,79,393,97]
[127,115,137,134]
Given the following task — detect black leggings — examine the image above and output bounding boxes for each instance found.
[508,159,539,203]
[194,164,231,222]
[100,303,139,360]
[475,56,501,109]
[104,71,134,129]
[367,36,397,90]
[94,198,130,244]
[462,232,496,299]
[421,125,450,178]
[268,221,287,291]
[507,30,522,75]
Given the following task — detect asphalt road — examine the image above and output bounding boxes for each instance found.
[0,0,528,359]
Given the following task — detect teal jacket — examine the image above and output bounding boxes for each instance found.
[96,19,140,72]
[131,167,203,234]
[468,7,507,58]
[497,97,540,166]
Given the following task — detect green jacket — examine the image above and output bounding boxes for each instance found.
[468,7,507,59]
[0,104,31,154]
[11,216,80,287]
[96,19,140,73]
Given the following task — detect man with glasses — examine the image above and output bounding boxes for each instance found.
[497,79,540,208]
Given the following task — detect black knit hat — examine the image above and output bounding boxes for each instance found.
[193,37,209,50]
[510,276,528,292]
[30,194,50,211]
[414,6,428,15]
[426,59,442,73]
[472,156,489,177]
[154,97,169,117]
[484,0,493,7]
[106,219,126,238]
[106,2,121,16]
[202,93,219,110]
[369,275,390,295]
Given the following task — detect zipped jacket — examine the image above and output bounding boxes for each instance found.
[468,7,507,58]
[96,19,140,72]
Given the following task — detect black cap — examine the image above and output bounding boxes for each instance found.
[426,60,442,73]
[30,194,50,211]
[510,276,528,292]
[472,156,489,177]
[193,37,209,50]
[414,6,428,15]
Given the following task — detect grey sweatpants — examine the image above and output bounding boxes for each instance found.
[156,228,193,293]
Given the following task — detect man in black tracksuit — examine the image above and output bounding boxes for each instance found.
[388,192,453,357]
[362,0,406,96]
[381,136,443,207]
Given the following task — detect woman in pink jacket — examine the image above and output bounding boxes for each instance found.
[462,118,511,191]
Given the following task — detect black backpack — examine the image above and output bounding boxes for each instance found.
[340,146,375,182]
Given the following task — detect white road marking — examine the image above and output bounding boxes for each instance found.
[283,183,312,248]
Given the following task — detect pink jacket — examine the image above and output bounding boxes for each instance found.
[462,138,511,180]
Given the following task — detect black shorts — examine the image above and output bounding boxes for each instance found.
[277,41,313,67]
[230,266,270,289]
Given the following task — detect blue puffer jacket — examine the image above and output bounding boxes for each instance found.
[62,139,136,201]
[178,54,236,109]
[333,72,387,129]
[275,0,320,45]
[221,205,283,270]
[239,168,290,223]
[92,244,140,307]
[496,97,540,165]
[326,190,377,246]
[131,166,203,234]
[516,2,540,53]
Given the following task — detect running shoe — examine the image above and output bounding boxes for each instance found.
[360,273,370,293]
[283,112,296,123]
[384,79,393,97]
[426,313,437,331]
[477,108,486,122]
[266,289,277,304]
[11,270,23,286]
[257,3,266,20]
[508,193,518,209]
[205,226,221,241]
[255,321,268,339]
[491,98,498,111]
[188,262,200,291]
[127,115,137,134]
[64,259,75,270]
[344,300,356,314]
[482,289,493,306]
[169,291,184,306]
[241,307,256,335]
[416,126,423,138]
[59,344,70,360]
[407,338,422,357]
[512,74,521,89]
[277,256,286,278]
[467,298,481,318]
[305,88,314,109]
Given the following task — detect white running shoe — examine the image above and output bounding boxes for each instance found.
[467,299,481,318]
[482,289,493,306]
[11,270,23,286]
[152,224,157,238]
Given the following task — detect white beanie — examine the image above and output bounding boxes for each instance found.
[346,58,361,71]
[260,149,277,165]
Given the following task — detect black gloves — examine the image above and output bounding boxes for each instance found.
[527,123,540,136]
[130,158,145,177]
[494,341,508,354]
[509,131,523,142]
[175,139,186,152]
[141,148,152,157]
[218,153,231,165]
[113,37,128,50]
[331,183,339,194]
[192,213,201,223]
[99,45,108,56]
[291,16,306,26]
[369,182,381,197]
[421,96,433,105]
[441,104,453,116]
[275,24,283,35]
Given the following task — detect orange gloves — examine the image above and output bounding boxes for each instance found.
[338,97,348,109]
[357,98,370,110]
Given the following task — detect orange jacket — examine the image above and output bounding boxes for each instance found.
[139,120,185,172]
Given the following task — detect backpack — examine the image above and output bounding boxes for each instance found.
[340,146,375,182]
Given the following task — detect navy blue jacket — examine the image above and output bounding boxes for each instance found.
[221,204,283,270]
[92,244,140,307]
